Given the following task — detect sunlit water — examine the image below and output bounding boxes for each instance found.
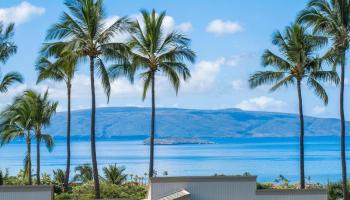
[0,136,349,183]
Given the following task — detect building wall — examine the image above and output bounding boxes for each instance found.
[150,176,328,200]
[256,189,327,200]
[150,176,257,200]
[0,186,53,200]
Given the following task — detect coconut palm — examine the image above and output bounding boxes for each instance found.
[73,164,93,183]
[102,164,127,185]
[53,169,66,188]
[37,51,77,190]
[0,95,34,185]
[0,169,9,185]
[249,24,339,189]
[0,22,23,93]
[41,0,130,196]
[109,9,195,177]
[298,0,350,197]
[24,90,57,185]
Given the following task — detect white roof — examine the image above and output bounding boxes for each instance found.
[158,189,190,200]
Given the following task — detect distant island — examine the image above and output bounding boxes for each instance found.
[45,107,349,139]
[143,137,214,145]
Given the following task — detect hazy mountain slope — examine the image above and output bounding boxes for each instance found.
[46,107,349,138]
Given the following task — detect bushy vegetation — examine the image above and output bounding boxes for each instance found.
[0,164,147,200]
[55,182,147,200]
[256,181,350,200]
[256,175,350,200]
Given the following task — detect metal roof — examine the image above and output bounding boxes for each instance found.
[158,190,190,200]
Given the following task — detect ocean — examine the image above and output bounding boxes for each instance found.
[0,136,349,183]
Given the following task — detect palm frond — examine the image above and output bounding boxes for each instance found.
[0,72,23,93]
[40,134,54,152]
[270,75,295,91]
[96,58,111,102]
[249,71,286,89]
[307,77,329,104]
[36,57,66,83]
[98,16,130,43]
[141,72,152,100]
[262,50,291,70]
[160,64,180,94]
[310,70,340,85]
[0,23,17,64]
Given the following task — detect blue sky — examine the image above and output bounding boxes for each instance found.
[0,0,348,119]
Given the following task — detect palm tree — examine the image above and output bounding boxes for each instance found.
[0,22,23,93]
[110,9,195,177]
[24,90,57,185]
[73,164,93,183]
[42,1,130,197]
[53,169,66,189]
[0,94,34,184]
[102,164,127,185]
[298,0,350,197]
[0,169,9,185]
[37,52,77,190]
[249,24,338,189]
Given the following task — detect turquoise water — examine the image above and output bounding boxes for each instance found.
[0,136,349,183]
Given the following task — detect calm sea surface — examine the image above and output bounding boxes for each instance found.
[0,136,349,183]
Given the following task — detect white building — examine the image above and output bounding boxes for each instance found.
[148,176,327,200]
[0,185,53,200]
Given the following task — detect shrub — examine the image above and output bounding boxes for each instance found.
[257,182,273,189]
[327,182,350,200]
[55,193,74,200]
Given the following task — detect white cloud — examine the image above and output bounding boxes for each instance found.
[231,80,243,90]
[224,56,241,67]
[163,15,175,31]
[183,58,224,91]
[236,96,287,112]
[0,73,144,111]
[313,105,326,115]
[160,15,193,33]
[132,13,192,34]
[206,19,243,34]
[181,56,243,92]
[177,22,193,33]
[105,14,193,43]
[103,15,120,27]
[110,78,143,97]
[103,15,131,42]
[65,74,142,99]
[0,1,45,25]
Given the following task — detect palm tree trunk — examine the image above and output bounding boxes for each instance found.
[149,72,155,178]
[340,52,348,200]
[64,82,71,192]
[89,56,100,199]
[26,136,32,185]
[297,80,305,189]
[36,133,40,185]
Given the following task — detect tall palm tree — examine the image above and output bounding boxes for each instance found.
[37,51,77,190]
[73,164,93,183]
[0,22,23,93]
[41,0,130,197]
[298,0,349,197]
[53,169,66,190]
[24,90,57,185]
[102,164,127,185]
[110,9,195,177]
[0,94,34,185]
[249,24,338,189]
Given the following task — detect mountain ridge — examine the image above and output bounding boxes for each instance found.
[46,107,349,138]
